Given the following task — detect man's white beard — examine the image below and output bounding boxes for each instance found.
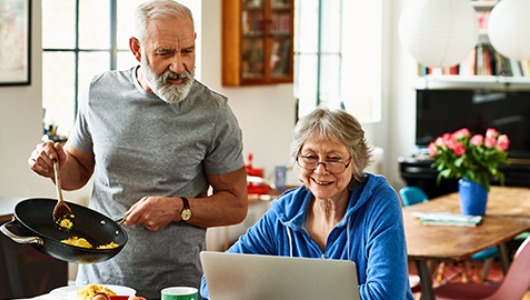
[140,55,195,104]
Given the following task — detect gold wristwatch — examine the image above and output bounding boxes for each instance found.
[180,197,191,221]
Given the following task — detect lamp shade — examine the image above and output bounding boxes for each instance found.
[488,0,530,61]
[398,0,478,68]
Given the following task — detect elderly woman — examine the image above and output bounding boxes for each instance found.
[201,108,414,299]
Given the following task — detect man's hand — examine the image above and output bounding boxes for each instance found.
[28,141,67,179]
[125,196,181,231]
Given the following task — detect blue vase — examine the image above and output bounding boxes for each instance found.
[458,178,488,216]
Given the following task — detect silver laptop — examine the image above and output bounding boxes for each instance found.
[200,251,361,300]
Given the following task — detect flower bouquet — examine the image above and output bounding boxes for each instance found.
[427,128,510,192]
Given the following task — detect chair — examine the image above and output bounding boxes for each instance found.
[409,274,422,294]
[400,186,429,293]
[399,186,498,283]
[433,235,530,300]
[515,231,530,241]
[399,186,429,206]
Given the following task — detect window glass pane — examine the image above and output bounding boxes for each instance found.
[341,0,382,122]
[78,52,111,93]
[42,0,76,49]
[42,52,76,137]
[294,0,318,53]
[320,1,341,53]
[79,0,110,49]
[117,51,139,70]
[117,0,145,49]
[318,54,341,108]
[294,54,318,117]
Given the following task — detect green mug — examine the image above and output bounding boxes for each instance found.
[161,287,199,300]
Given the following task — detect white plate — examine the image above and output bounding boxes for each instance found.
[49,284,136,298]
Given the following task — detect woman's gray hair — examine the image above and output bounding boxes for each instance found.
[290,107,372,182]
[134,0,194,45]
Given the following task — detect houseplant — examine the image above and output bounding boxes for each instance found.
[427,128,510,215]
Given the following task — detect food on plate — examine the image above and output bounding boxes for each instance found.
[61,236,93,248]
[127,296,142,300]
[97,241,120,249]
[60,237,120,249]
[78,284,116,300]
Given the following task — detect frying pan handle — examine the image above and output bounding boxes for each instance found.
[0,218,44,246]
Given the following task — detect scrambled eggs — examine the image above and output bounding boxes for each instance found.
[97,241,120,249]
[61,236,93,248]
[77,284,116,300]
[60,237,119,249]
[58,217,73,230]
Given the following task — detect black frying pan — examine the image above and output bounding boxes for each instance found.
[0,198,127,263]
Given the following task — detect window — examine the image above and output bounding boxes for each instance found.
[293,0,382,123]
[42,0,202,138]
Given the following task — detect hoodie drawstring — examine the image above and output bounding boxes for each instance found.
[347,216,351,261]
[286,226,293,257]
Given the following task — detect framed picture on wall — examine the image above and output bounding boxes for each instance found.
[0,0,31,86]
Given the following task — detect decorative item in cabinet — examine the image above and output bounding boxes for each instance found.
[222,0,294,86]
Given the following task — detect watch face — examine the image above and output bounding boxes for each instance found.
[181,209,192,221]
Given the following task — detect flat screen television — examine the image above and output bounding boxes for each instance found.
[416,89,530,159]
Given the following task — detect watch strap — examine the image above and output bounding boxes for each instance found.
[181,197,190,210]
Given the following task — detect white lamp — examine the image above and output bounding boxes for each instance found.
[488,0,530,61]
[398,0,479,68]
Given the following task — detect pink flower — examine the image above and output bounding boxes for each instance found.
[435,137,444,146]
[452,142,466,156]
[453,128,471,139]
[497,134,510,151]
[486,128,499,139]
[485,137,496,148]
[470,134,484,146]
[441,133,452,146]
[445,136,457,149]
[428,142,438,156]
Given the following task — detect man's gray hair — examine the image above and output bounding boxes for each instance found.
[134,0,194,44]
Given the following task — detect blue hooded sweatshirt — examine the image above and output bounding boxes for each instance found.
[201,173,414,300]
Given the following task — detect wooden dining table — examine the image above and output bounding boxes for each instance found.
[408,186,530,218]
[403,186,530,300]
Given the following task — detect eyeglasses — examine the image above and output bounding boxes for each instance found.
[296,155,351,174]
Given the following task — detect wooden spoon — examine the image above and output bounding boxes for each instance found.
[53,161,74,231]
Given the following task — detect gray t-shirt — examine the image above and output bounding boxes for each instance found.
[69,66,244,298]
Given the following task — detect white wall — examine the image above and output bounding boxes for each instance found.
[387,0,419,189]
[0,0,416,202]
[0,0,53,200]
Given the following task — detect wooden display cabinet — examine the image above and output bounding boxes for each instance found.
[222,0,294,86]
